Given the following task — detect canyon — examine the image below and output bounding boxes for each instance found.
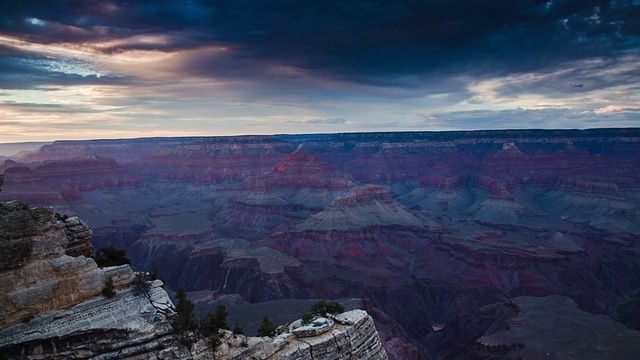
[0,200,387,359]
[1,128,639,358]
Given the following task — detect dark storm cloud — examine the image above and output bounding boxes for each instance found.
[2,1,638,88]
[493,55,640,99]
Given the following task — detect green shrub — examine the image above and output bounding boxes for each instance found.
[301,312,314,325]
[214,304,229,330]
[95,245,131,268]
[257,316,277,337]
[102,276,116,298]
[209,334,222,350]
[133,272,151,295]
[150,261,159,280]
[310,300,344,316]
[327,302,345,314]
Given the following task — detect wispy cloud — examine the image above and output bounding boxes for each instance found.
[0,1,638,141]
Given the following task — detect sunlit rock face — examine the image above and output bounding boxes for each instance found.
[0,201,172,359]
[3,128,640,358]
[0,201,134,329]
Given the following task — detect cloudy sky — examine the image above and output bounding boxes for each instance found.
[0,0,639,142]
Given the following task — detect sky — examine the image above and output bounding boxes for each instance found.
[0,0,639,142]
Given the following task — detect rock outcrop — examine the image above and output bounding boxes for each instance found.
[0,201,134,328]
[224,310,386,360]
[263,146,353,191]
[293,185,426,231]
[0,281,176,359]
[0,201,387,360]
[59,215,94,257]
[0,200,176,359]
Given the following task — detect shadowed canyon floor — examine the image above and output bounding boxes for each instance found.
[2,129,640,358]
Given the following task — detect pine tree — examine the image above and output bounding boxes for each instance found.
[95,245,131,268]
[172,288,198,334]
[214,304,229,330]
[257,316,277,337]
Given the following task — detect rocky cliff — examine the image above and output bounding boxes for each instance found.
[0,201,387,360]
[223,310,387,360]
[0,200,175,359]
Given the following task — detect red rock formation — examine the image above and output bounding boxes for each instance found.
[3,129,640,359]
[0,154,140,210]
[263,146,353,190]
[293,185,427,232]
[133,138,296,183]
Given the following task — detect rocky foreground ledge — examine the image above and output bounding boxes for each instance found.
[0,200,387,359]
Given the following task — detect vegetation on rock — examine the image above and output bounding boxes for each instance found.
[310,300,345,316]
[302,300,345,325]
[172,288,199,345]
[200,305,229,337]
[101,276,116,298]
[257,316,277,337]
[150,261,159,280]
[95,245,131,268]
[301,312,314,325]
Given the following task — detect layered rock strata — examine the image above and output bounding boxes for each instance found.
[59,215,94,257]
[5,128,639,358]
[294,185,425,231]
[0,201,387,360]
[0,282,176,359]
[228,310,387,360]
[0,201,134,328]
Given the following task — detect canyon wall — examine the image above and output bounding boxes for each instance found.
[2,128,639,358]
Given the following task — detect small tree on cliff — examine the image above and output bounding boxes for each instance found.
[301,312,314,325]
[214,304,229,330]
[257,316,277,337]
[199,305,228,337]
[101,276,116,298]
[327,301,345,315]
[310,299,345,316]
[172,288,199,345]
[95,245,131,268]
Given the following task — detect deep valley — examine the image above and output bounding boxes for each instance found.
[2,128,640,359]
